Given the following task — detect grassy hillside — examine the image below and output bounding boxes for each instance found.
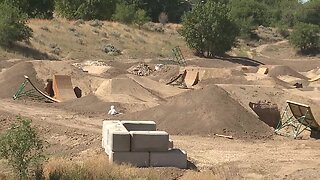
[0,19,188,61]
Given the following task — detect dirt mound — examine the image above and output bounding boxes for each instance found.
[121,85,273,138]
[95,77,160,105]
[267,65,308,80]
[53,94,120,116]
[0,62,44,98]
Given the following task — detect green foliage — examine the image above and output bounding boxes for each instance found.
[0,2,32,47]
[55,0,117,20]
[289,23,320,54]
[113,3,150,25]
[0,0,54,19]
[133,9,150,27]
[296,0,320,25]
[112,3,136,23]
[179,1,239,56]
[0,116,44,180]
[229,0,269,38]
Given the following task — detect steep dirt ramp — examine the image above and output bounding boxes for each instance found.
[95,77,160,105]
[0,61,44,98]
[120,85,273,138]
[126,74,187,98]
[53,75,77,101]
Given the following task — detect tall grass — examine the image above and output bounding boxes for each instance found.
[43,155,164,180]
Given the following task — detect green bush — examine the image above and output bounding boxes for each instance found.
[0,0,54,19]
[0,116,44,180]
[112,3,136,23]
[179,1,239,56]
[113,3,150,25]
[296,0,320,25]
[55,0,117,20]
[289,23,320,54]
[0,2,32,47]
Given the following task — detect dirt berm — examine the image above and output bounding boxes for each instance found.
[0,62,44,98]
[121,85,273,138]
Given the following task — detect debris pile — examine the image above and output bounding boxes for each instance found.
[127,63,153,76]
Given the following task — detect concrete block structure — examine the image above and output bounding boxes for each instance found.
[102,120,187,168]
[121,120,156,131]
[109,151,149,167]
[130,131,169,152]
[150,149,187,169]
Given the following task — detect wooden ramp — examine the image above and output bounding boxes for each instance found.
[53,75,76,101]
[184,70,199,87]
[275,100,320,138]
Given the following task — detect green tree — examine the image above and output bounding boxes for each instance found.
[0,0,54,19]
[0,2,32,47]
[289,23,320,54]
[230,0,270,38]
[133,9,150,27]
[179,1,238,56]
[112,3,136,23]
[0,117,44,180]
[55,0,117,20]
[296,0,320,25]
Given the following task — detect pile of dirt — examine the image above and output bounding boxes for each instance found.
[267,65,308,80]
[121,85,273,138]
[53,94,121,116]
[0,62,44,98]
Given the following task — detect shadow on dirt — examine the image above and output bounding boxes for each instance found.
[3,42,57,60]
[215,55,265,66]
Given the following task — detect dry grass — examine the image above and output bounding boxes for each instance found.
[180,171,220,180]
[0,19,188,61]
[43,155,165,180]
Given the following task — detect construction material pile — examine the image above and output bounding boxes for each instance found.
[127,63,153,76]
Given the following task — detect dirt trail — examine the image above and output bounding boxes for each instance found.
[0,99,102,133]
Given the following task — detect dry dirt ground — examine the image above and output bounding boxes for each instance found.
[1,21,320,179]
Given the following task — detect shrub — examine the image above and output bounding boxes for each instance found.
[112,3,136,23]
[179,1,239,56]
[133,9,150,27]
[55,0,116,20]
[296,0,320,25]
[113,3,150,25]
[289,23,320,54]
[0,2,32,47]
[0,116,44,180]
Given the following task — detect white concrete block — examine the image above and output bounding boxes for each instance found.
[150,149,187,169]
[130,131,169,152]
[109,151,149,167]
[121,121,156,131]
[102,120,121,148]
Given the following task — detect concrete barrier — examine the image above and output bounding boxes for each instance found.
[121,121,156,131]
[109,151,149,167]
[108,124,130,152]
[130,131,169,152]
[150,149,187,169]
[102,121,121,147]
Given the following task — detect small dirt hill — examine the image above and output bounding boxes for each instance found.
[121,85,273,138]
[0,62,44,98]
[267,65,308,80]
